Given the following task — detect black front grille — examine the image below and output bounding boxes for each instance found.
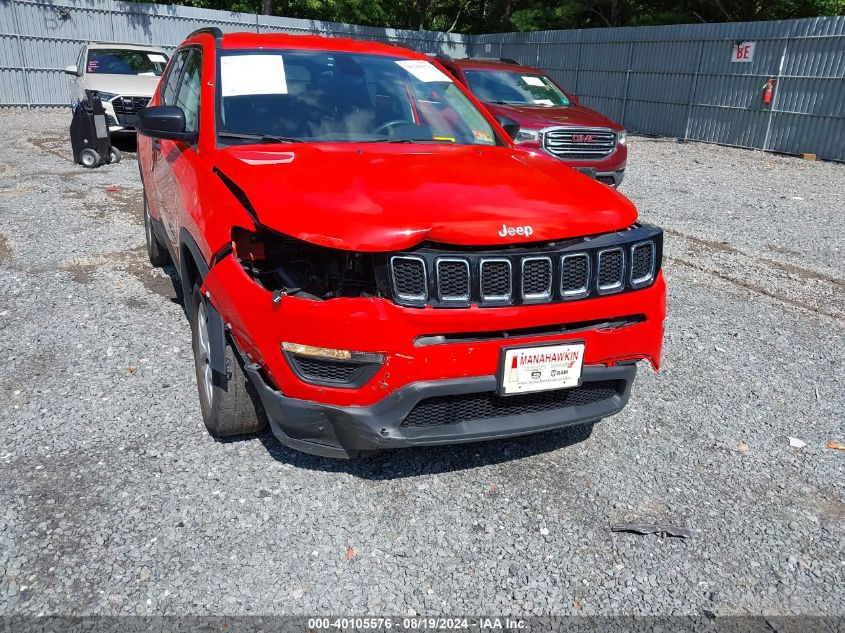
[437,259,469,300]
[561,254,589,295]
[480,259,511,300]
[598,249,624,291]
[112,96,150,114]
[543,128,616,160]
[596,175,617,186]
[402,380,622,427]
[522,258,552,299]
[391,256,426,299]
[387,226,662,308]
[631,242,655,284]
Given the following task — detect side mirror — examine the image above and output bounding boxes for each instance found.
[569,95,580,106]
[494,114,520,140]
[136,105,197,142]
[64,64,80,77]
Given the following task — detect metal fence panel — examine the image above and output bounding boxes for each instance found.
[0,0,842,160]
[469,16,845,161]
[0,0,468,107]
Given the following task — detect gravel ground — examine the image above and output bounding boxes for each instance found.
[0,111,843,617]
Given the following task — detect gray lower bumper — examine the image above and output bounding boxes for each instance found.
[243,363,637,458]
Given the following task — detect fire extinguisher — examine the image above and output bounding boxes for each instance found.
[762,77,776,105]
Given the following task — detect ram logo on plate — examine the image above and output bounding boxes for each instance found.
[500,343,585,395]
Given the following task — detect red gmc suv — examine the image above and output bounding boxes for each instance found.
[436,57,627,187]
[137,28,665,458]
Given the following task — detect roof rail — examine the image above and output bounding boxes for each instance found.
[187,26,223,47]
[470,56,520,64]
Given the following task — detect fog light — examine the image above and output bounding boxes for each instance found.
[281,342,383,364]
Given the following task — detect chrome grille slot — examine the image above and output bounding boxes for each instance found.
[390,256,427,302]
[522,257,552,302]
[480,258,511,302]
[560,253,590,297]
[436,258,470,302]
[630,241,655,286]
[597,248,625,293]
[543,127,616,160]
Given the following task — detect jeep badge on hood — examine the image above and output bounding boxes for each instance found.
[498,224,534,238]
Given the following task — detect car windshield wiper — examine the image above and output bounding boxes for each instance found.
[218,131,304,144]
[359,138,454,144]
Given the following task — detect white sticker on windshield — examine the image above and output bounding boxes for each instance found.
[221,55,287,97]
[396,60,452,83]
[533,99,554,106]
[522,75,545,87]
[148,54,167,63]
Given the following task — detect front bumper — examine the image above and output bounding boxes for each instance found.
[244,362,636,458]
[201,254,665,408]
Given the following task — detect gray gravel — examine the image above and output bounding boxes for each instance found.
[0,112,843,617]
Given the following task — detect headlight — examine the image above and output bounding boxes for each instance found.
[514,128,540,144]
[95,91,118,102]
[617,130,627,145]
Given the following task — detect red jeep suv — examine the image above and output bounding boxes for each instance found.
[437,57,627,187]
[137,28,665,458]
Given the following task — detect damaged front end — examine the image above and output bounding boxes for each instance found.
[230,226,385,301]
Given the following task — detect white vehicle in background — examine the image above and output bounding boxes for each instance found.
[64,42,169,135]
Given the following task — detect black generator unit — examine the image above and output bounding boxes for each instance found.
[70,91,121,168]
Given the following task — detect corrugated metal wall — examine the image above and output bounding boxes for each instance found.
[0,0,469,108]
[1,0,843,160]
[473,16,845,161]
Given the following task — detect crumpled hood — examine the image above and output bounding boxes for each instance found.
[214,144,637,251]
[482,102,621,131]
[84,74,161,97]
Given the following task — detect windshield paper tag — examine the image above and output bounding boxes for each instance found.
[533,98,554,106]
[522,75,545,87]
[221,55,287,97]
[147,54,167,63]
[396,60,452,83]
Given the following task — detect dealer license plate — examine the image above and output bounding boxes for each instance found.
[499,343,585,395]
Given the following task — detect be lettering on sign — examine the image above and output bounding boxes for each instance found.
[732,41,756,63]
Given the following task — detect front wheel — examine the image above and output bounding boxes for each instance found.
[191,285,265,438]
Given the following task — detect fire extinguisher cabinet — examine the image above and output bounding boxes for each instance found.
[70,91,121,168]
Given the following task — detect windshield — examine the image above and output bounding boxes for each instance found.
[465,70,571,107]
[217,50,499,145]
[86,49,168,76]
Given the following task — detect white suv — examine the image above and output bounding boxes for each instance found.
[65,42,170,134]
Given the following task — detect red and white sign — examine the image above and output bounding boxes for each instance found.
[501,343,585,395]
[732,41,756,63]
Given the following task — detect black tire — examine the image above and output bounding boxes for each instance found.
[108,146,122,164]
[143,192,171,267]
[190,285,265,438]
[80,148,99,168]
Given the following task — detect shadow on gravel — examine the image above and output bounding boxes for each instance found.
[255,422,595,479]
[111,134,138,155]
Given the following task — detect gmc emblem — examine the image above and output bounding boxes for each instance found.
[572,134,595,143]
